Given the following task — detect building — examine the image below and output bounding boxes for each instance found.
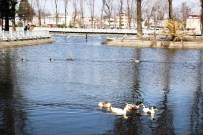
[116,13,128,29]
[102,16,115,29]
[186,14,201,35]
[26,14,72,27]
[115,13,136,29]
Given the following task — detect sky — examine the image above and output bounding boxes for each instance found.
[30,0,200,16]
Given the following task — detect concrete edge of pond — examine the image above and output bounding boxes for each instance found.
[102,38,203,49]
[0,38,55,49]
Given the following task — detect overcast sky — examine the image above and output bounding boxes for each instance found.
[36,0,200,16]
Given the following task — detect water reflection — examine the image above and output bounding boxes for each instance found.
[0,35,203,135]
[152,50,175,135]
[0,49,28,135]
[190,51,203,135]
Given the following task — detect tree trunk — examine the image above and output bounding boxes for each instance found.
[38,11,41,26]
[91,17,94,28]
[137,0,142,38]
[201,0,203,38]
[168,0,173,19]
[1,19,3,31]
[12,19,16,31]
[65,8,67,27]
[5,16,9,31]
[54,0,59,27]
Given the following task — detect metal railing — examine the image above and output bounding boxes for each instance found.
[0,29,51,41]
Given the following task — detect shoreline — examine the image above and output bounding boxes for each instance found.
[0,38,54,49]
[103,38,203,49]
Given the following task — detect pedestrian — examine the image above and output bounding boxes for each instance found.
[27,24,30,30]
[24,24,28,31]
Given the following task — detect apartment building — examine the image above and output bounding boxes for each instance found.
[186,14,201,35]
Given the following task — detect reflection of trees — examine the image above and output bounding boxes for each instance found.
[110,49,142,135]
[113,116,142,135]
[0,50,28,135]
[190,51,203,134]
[152,50,175,135]
[131,49,141,102]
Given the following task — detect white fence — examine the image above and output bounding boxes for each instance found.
[0,28,51,41]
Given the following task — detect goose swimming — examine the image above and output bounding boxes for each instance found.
[98,102,112,108]
[110,105,131,115]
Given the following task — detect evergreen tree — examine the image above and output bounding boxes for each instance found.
[0,0,18,31]
[17,0,35,22]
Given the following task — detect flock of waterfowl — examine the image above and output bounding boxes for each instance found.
[20,57,74,62]
[98,101,158,120]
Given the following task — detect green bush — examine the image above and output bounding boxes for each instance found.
[18,21,23,27]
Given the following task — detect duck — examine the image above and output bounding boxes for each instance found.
[126,101,144,110]
[134,59,140,63]
[131,58,140,63]
[21,58,27,62]
[66,57,73,61]
[142,106,158,114]
[98,102,112,108]
[49,58,55,61]
[110,105,131,115]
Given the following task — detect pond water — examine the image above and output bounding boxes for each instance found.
[0,35,203,135]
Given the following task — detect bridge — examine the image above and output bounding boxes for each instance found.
[35,28,139,35]
[37,28,200,37]
[1,27,198,41]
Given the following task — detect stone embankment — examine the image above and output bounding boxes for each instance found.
[0,38,54,48]
[103,38,203,49]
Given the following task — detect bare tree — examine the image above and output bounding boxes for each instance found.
[79,0,84,28]
[102,0,113,28]
[168,0,173,19]
[180,2,191,27]
[34,0,47,27]
[149,0,168,27]
[201,0,203,37]
[86,0,95,28]
[118,0,124,29]
[142,0,156,29]
[137,0,142,38]
[100,0,105,28]
[51,0,59,26]
[72,0,79,27]
[63,0,69,27]
[126,0,134,29]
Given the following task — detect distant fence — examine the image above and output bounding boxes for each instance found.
[0,28,51,41]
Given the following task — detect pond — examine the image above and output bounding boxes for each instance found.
[0,35,203,135]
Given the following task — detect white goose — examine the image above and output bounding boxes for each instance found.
[143,106,158,114]
[110,105,130,115]
[98,102,112,108]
